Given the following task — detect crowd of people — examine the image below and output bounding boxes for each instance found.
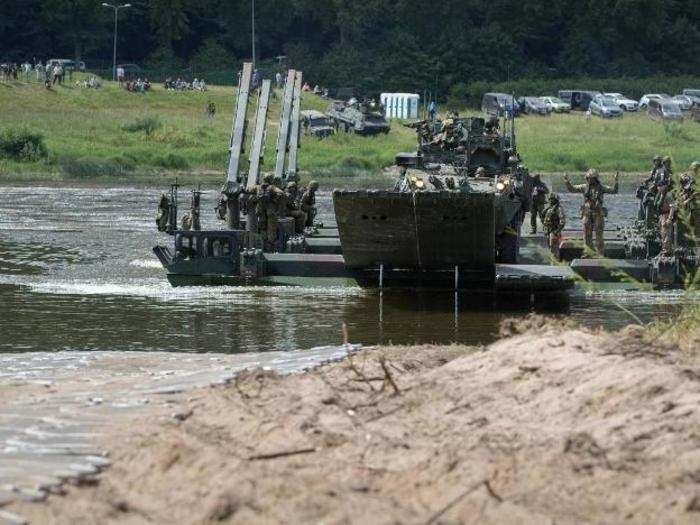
[125,78,151,93]
[163,77,207,92]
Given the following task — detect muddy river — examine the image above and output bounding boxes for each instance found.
[0,184,696,354]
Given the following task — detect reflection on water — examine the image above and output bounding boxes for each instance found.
[0,185,696,353]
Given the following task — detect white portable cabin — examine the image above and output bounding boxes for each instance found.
[380,93,420,119]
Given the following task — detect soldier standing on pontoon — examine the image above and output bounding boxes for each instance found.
[565,169,619,256]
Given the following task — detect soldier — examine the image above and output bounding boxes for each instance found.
[156,193,170,232]
[394,166,408,191]
[542,193,566,258]
[675,161,698,248]
[636,155,662,222]
[256,174,285,251]
[285,181,307,233]
[428,174,445,190]
[300,180,319,228]
[484,117,500,136]
[529,174,549,234]
[474,166,487,178]
[654,156,673,210]
[445,177,456,190]
[565,169,619,256]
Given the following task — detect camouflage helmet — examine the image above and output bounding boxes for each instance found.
[662,156,672,166]
[475,167,487,177]
[507,155,519,166]
[286,181,297,190]
[262,173,274,184]
[653,155,662,163]
[690,161,700,173]
[308,180,319,190]
[272,175,283,187]
[547,192,560,204]
[585,168,599,181]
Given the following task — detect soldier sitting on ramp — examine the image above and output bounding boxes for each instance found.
[565,169,618,257]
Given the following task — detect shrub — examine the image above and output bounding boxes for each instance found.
[663,122,691,142]
[59,156,135,178]
[0,128,48,161]
[122,116,162,136]
[155,153,190,170]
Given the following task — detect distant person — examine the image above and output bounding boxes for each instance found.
[302,82,311,92]
[35,62,44,82]
[428,100,437,120]
[116,65,125,84]
[206,101,216,119]
[313,84,321,95]
[252,68,260,89]
[275,71,282,88]
[52,64,63,85]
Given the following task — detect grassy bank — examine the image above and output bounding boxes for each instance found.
[0,77,698,187]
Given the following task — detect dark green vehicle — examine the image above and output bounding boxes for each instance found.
[328,100,390,135]
[333,116,536,288]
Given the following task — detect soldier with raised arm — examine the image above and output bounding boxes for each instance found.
[564,169,619,256]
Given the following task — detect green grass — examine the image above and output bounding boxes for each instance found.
[0,76,698,188]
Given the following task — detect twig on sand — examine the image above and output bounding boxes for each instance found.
[347,357,377,392]
[379,356,401,395]
[425,480,486,524]
[247,447,317,461]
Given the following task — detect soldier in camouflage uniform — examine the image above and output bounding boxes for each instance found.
[300,180,319,228]
[529,174,549,234]
[542,192,566,257]
[156,193,170,232]
[636,155,662,223]
[285,181,307,233]
[256,174,286,251]
[565,169,619,256]
[675,161,698,248]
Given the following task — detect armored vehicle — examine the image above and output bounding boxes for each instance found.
[333,116,535,288]
[301,110,335,138]
[328,100,390,135]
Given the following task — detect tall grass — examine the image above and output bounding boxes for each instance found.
[0,79,697,184]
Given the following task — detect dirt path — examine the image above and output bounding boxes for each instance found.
[7,318,700,524]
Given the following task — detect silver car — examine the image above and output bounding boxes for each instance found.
[589,95,623,118]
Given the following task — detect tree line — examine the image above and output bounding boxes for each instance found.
[1,0,699,96]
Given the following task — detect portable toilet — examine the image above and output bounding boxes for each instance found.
[380,93,420,119]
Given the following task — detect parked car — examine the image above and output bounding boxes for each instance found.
[46,59,85,72]
[638,93,672,109]
[300,110,335,138]
[603,92,638,111]
[682,89,700,107]
[481,93,520,118]
[539,96,571,113]
[516,96,550,115]
[671,95,693,111]
[647,99,684,121]
[557,90,600,111]
[589,95,624,118]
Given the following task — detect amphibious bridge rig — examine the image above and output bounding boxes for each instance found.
[154,63,693,292]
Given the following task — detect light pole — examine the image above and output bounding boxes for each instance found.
[102,3,131,81]
[251,0,256,69]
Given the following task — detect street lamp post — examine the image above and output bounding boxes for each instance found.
[251,0,256,69]
[102,3,131,82]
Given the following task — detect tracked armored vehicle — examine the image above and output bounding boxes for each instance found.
[328,100,390,135]
[333,116,539,288]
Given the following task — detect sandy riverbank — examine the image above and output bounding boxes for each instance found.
[7,316,700,524]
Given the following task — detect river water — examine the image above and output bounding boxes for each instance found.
[0,184,695,354]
